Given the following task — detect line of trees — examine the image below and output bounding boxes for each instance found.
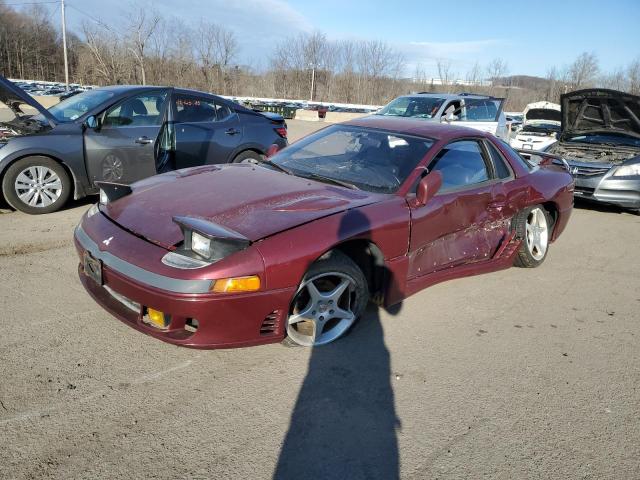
[1,2,639,111]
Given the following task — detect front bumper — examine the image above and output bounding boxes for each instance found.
[570,164,640,210]
[74,223,296,349]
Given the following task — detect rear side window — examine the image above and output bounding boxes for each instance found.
[215,103,233,120]
[485,141,512,179]
[175,95,218,123]
[429,140,489,190]
[498,140,534,171]
[460,99,499,121]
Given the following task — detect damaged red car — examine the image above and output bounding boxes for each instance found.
[75,117,574,348]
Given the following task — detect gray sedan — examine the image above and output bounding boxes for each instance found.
[0,76,287,214]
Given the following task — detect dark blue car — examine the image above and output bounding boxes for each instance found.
[0,76,287,214]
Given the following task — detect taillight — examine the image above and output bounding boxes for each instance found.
[275,127,287,138]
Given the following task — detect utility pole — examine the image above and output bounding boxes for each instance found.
[61,0,70,90]
[309,65,315,102]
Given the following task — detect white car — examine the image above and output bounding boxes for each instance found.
[510,101,561,152]
[375,93,509,140]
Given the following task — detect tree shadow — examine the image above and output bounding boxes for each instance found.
[274,209,403,480]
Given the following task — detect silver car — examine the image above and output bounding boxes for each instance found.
[375,92,508,140]
[546,89,640,213]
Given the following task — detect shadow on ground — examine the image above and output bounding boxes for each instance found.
[274,209,403,480]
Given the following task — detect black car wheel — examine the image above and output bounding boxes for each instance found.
[512,205,552,268]
[283,250,369,347]
[2,156,71,214]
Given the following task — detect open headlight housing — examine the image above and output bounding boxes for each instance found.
[613,163,640,177]
[161,216,251,269]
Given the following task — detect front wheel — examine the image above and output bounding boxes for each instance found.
[2,156,72,214]
[513,205,552,268]
[284,251,369,347]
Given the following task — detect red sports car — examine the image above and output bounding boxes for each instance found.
[75,117,574,348]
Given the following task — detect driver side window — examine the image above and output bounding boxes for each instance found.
[103,92,167,127]
[429,140,490,191]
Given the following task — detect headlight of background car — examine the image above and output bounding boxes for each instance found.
[613,163,640,177]
[161,216,251,269]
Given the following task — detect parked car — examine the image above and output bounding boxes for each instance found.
[0,76,287,214]
[510,101,561,152]
[75,117,573,349]
[545,89,640,212]
[375,92,509,140]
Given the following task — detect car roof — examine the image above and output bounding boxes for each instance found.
[342,115,494,141]
[398,92,499,101]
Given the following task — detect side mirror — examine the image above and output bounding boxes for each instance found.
[266,144,280,158]
[416,171,442,206]
[85,115,100,130]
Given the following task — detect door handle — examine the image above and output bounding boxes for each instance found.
[135,136,153,144]
[225,128,240,136]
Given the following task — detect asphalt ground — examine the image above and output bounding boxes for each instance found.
[1,119,639,479]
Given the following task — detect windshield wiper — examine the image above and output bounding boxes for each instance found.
[298,172,359,190]
[253,157,293,175]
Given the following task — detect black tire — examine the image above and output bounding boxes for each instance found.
[232,150,263,164]
[2,156,72,214]
[512,205,553,268]
[282,250,369,347]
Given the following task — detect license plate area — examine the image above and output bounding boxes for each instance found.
[83,251,103,286]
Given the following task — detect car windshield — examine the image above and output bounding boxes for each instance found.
[376,96,445,119]
[565,133,640,148]
[269,125,434,193]
[38,89,115,122]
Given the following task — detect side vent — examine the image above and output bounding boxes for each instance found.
[260,310,281,336]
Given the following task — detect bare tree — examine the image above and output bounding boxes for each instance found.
[567,52,599,89]
[436,58,454,91]
[195,21,238,94]
[127,8,160,85]
[627,58,640,95]
[486,58,509,86]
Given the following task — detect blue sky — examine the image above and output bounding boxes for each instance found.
[23,0,640,78]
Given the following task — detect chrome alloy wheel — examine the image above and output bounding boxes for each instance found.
[525,207,548,261]
[286,271,359,346]
[14,166,63,208]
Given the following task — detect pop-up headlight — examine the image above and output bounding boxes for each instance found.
[95,181,133,204]
[161,216,251,269]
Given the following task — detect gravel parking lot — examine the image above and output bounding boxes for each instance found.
[1,120,639,479]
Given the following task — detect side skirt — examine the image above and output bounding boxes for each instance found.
[401,232,521,301]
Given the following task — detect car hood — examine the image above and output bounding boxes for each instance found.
[0,75,57,132]
[101,164,384,248]
[560,89,640,140]
[523,101,560,124]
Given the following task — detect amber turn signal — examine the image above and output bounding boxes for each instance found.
[211,275,261,293]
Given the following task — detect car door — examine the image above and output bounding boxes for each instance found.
[172,93,243,168]
[407,139,510,278]
[84,89,169,185]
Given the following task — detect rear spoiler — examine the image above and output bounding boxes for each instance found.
[514,148,570,172]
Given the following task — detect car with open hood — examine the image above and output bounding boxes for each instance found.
[0,75,287,214]
[74,117,573,349]
[375,92,509,140]
[545,89,640,212]
[510,101,561,153]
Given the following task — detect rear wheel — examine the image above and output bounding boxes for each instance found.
[2,156,71,214]
[284,251,369,347]
[232,150,263,164]
[513,205,552,268]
